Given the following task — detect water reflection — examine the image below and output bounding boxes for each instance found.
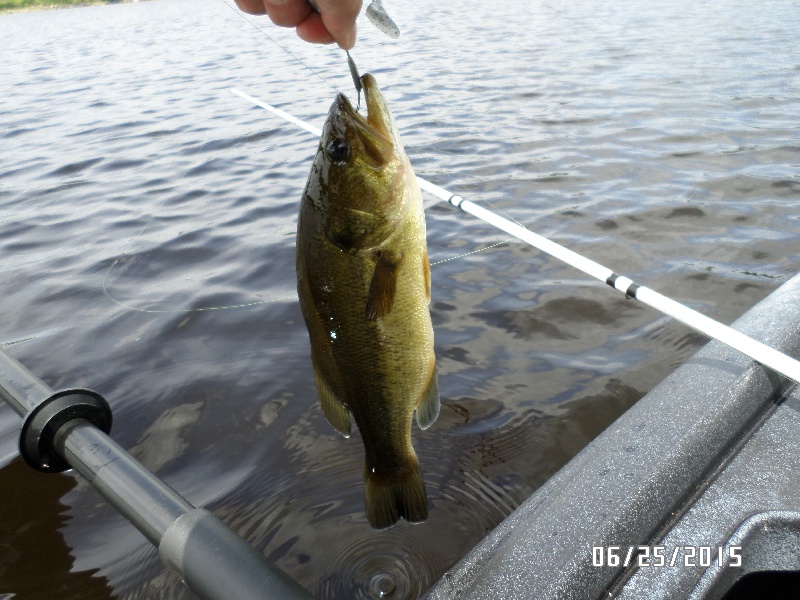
[0,460,114,599]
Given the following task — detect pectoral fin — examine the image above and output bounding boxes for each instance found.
[365,250,403,320]
[312,360,351,438]
[415,366,440,430]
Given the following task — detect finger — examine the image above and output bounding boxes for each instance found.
[295,12,336,45]
[315,0,362,50]
[233,0,266,15]
[261,0,315,28]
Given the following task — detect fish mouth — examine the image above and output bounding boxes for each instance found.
[331,74,395,167]
[360,73,393,139]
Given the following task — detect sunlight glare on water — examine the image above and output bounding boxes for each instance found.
[0,0,798,598]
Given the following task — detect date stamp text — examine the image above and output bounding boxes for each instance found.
[592,545,742,568]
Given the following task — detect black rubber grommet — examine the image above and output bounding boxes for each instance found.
[19,388,113,473]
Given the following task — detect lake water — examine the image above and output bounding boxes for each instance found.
[1,0,798,598]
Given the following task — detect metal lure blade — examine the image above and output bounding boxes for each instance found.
[346,50,363,110]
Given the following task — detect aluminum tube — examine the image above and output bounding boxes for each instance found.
[160,508,315,600]
[0,346,312,599]
[53,419,192,545]
[0,348,54,416]
[55,422,314,598]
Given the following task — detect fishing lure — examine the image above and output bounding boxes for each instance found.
[346,50,363,109]
[307,0,400,39]
[365,0,400,39]
[307,0,399,105]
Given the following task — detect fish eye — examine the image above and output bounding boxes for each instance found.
[325,138,351,162]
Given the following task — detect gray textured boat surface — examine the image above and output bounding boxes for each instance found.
[425,273,800,600]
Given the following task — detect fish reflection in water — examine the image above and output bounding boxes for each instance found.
[296,73,439,529]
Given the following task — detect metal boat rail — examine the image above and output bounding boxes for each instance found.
[0,348,312,600]
[426,272,800,599]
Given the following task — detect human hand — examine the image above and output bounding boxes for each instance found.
[234,0,362,50]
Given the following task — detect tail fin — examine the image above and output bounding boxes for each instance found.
[364,460,428,529]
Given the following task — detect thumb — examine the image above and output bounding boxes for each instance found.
[315,0,362,50]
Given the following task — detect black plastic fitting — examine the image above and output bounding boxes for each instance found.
[19,388,113,472]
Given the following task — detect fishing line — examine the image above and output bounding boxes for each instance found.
[100,2,589,314]
[102,0,355,316]
[225,18,529,269]
[428,239,513,267]
[102,288,296,314]
[101,138,297,314]
[217,0,339,95]
[228,89,515,268]
[0,336,37,348]
[233,89,800,385]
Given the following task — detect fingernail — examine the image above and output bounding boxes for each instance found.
[266,0,287,4]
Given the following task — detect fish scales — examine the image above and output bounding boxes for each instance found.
[297,74,438,529]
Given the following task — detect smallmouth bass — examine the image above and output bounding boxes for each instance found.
[296,74,439,529]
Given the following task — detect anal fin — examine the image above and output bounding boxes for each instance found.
[415,366,440,430]
[312,360,351,438]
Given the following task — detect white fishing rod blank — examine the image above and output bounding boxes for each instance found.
[447,197,800,384]
[232,89,322,137]
[231,87,800,385]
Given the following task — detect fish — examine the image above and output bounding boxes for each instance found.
[307,0,400,39]
[296,73,439,529]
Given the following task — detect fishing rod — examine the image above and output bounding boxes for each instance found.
[230,87,800,386]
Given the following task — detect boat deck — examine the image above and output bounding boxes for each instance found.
[426,273,800,599]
